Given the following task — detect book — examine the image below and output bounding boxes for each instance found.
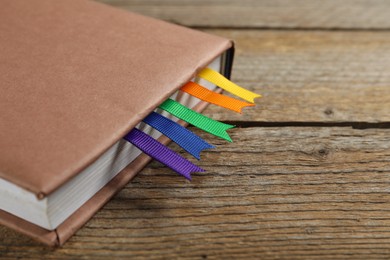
[0,0,234,246]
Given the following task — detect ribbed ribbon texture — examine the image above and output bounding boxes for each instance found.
[180,82,255,113]
[159,99,235,142]
[122,67,261,180]
[198,68,261,103]
[124,128,204,180]
[143,111,214,159]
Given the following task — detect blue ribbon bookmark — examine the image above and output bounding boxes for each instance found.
[143,112,214,160]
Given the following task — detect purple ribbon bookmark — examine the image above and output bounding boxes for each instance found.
[124,128,205,180]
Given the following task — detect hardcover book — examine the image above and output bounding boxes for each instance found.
[0,0,234,246]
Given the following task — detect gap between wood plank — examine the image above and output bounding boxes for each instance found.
[190,26,390,32]
[216,121,390,129]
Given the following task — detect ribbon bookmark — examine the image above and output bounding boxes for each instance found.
[124,128,204,180]
[159,99,234,142]
[198,68,261,103]
[143,112,214,159]
[180,82,255,113]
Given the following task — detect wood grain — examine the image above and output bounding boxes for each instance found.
[97,0,390,29]
[1,127,390,259]
[202,30,390,123]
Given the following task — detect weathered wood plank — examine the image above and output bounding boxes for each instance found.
[1,127,390,259]
[92,1,390,123]
[97,0,390,29]
[201,30,390,123]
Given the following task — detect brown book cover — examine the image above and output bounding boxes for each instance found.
[0,0,234,246]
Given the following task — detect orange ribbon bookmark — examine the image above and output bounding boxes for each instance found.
[180,82,255,113]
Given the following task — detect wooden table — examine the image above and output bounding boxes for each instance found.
[1,1,390,259]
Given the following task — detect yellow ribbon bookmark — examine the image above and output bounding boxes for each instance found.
[180,82,254,113]
[198,68,261,103]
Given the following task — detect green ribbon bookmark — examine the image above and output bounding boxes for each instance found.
[159,99,234,142]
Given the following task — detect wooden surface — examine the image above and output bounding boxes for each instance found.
[1,0,390,259]
[99,0,390,29]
